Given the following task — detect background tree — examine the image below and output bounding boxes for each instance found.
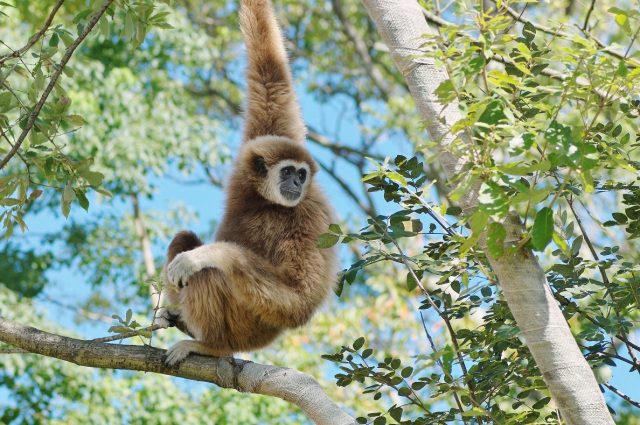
[1,0,639,423]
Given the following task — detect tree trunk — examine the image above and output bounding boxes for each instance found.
[359,0,614,423]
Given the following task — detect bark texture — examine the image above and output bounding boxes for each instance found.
[0,316,355,425]
[359,0,614,423]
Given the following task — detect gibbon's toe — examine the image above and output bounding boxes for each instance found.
[162,341,192,367]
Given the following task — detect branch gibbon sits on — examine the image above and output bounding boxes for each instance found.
[157,0,338,367]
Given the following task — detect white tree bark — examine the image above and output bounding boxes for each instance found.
[360,0,614,423]
[0,316,355,425]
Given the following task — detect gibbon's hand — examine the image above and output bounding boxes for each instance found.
[166,247,217,288]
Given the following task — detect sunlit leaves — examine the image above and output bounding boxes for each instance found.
[531,207,554,251]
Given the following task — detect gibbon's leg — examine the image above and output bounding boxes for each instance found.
[156,231,203,337]
[165,242,324,328]
[162,340,232,368]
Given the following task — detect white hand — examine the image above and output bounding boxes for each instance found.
[166,247,217,287]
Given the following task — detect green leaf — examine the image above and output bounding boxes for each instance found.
[401,366,413,378]
[612,212,628,224]
[353,337,365,350]
[497,160,550,176]
[618,61,628,77]
[328,223,342,234]
[100,16,110,39]
[76,190,90,211]
[60,32,75,47]
[80,170,104,186]
[49,33,59,48]
[387,172,407,186]
[487,222,506,258]
[461,407,490,417]
[397,387,411,397]
[64,114,85,126]
[532,207,554,251]
[389,407,402,422]
[124,11,135,39]
[532,397,551,410]
[61,200,70,218]
[522,21,536,43]
[62,184,76,203]
[317,233,339,249]
[34,67,45,91]
[552,233,571,257]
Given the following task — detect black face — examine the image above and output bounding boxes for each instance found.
[279,165,307,200]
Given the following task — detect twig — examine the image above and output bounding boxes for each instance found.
[582,0,597,30]
[331,0,391,100]
[371,220,481,407]
[501,4,634,68]
[420,312,467,422]
[92,323,166,344]
[0,0,66,64]
[601,382,640,408]
[0,0,116,171]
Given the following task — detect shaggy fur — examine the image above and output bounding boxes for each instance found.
[159,0,337,367]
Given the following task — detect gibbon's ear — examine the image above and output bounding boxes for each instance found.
[254,156,268,175]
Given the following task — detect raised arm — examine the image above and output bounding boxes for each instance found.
[240,0,306,143]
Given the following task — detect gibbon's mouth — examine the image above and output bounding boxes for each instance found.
[280,187,302,200]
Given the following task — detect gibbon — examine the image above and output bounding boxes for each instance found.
[157,0,338,367]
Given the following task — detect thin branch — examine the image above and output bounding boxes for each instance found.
[554,292,640,354]
[371,220,480,407]
[502,4,635,68]
[92,323,165,343]
[0,316,356,425]
[601,382,640,408]
[582,0,597,30]
[419,312,467,421]
[0,0,116,171]
[0,0,66,64]
[316,159,375,216]
[330,0,391,100]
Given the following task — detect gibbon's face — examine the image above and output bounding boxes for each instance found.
[254,156,311,207]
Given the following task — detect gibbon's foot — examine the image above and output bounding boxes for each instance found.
[162,340,193,367]
[155,308,178,329]
[161,340,224,367]
[166,248,215,288]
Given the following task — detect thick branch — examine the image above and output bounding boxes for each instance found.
[131,192,160,310]
[0,0,116,171]
[0,316,355,425]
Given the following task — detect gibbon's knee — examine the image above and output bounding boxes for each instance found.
[167,231,203,262]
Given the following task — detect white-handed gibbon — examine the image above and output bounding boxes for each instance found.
[156,0,338,367]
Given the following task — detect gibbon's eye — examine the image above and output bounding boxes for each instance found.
[254,156,267,175]
[297,169,306,183]
[280,166,296,179]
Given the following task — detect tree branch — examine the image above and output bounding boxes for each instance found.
[0,316,356,425]
[0,0,116,171]
[330,0,391,100]
[0,0,66,64]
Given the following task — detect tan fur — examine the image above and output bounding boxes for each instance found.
[160,0,337,366]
